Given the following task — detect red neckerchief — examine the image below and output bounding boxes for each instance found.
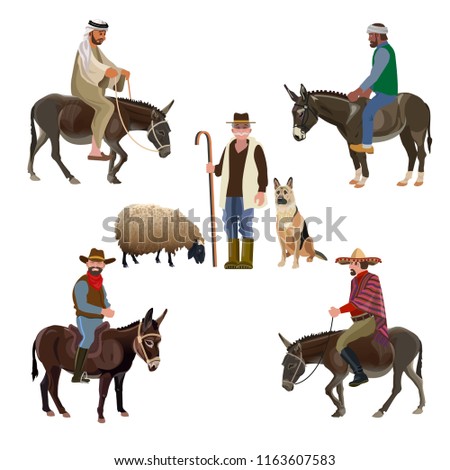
[87,271,103,290]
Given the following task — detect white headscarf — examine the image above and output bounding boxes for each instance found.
[78,19,109,73]
[367,24,388,34]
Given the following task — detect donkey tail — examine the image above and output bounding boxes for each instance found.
[32,340,39,381]
[314,250,328,261]
[416,340,423,379]
[425,103,432,153]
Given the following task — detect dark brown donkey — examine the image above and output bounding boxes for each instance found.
[279,327,425,418]
[285,84,432,188]
[28,94,174,184]
[32,308,167,423]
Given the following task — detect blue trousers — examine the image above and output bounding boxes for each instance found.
[222,197,254,239]
[362,93,396,145]
[76,316,103,349]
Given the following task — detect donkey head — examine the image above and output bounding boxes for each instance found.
[147,101,174,158]
[134,308,168,372]
[279,333,306,391]
[284,84,319,141]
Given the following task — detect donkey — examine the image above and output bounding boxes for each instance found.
[32,308,167,423]
[285,84,432,188]
[279,326,425,417]
[28,94,174,184]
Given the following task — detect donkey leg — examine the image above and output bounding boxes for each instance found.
[325,374,347,417]
[105,139,128,184]
[373,367,404,417]
[46,366,70,417]
[414,137,427,186]
[97,373,113,423]
[354,153,369,188]
[114,373,129,417]
[28,129,49,181]
[405,361,426,414]
[397,129,417,186]
[348,149,362,185]
[40,373,55,416]
[48,133,80,184]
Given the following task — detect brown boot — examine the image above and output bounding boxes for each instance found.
[224,238,240,269]
[71,347,90,383]
[237,238,254,269]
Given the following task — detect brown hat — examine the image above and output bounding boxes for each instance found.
[335,248,381,265]
[226,112,255,124]
[80,248,116,265]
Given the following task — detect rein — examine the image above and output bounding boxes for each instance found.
[135,320,161,365]
[114,78,169,153]
[293,318,334,385]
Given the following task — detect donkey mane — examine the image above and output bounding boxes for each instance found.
[294,330,340,346]
[118,318,159,331]
[311,90,348,100]
[116,97,163,115]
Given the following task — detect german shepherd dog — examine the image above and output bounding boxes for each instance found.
[274,178,327,268]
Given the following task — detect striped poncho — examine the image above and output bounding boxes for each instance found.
[350,272,389,346]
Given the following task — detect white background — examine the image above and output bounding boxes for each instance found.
[1,1,448,468]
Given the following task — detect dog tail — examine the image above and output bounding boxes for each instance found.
[314,250,327,261]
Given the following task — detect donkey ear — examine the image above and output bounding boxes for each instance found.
[278,333,292,349]
[284,84,299,102]
[143,308,154,329]
[155,309,168,327]
[274,178,281,189]
[161,100,174,115]
[287,177,293,188]
[300,84,307,100]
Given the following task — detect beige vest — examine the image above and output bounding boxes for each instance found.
[219,137,267,210]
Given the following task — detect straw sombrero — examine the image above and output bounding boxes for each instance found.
[335,248,381,265]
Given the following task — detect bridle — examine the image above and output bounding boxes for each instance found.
[134,320,161,366]
[286,318,334,386]
[294,92,319,133]
[114,78,170,153]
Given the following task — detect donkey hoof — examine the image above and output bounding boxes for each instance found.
[397,180,408,187]
[354,183,365,189]
[69,177,81,185]
[46,410,55,417]
[349,179,359,185]
[107,175,122,184]
[62,412,71,418]
[332,408,345,417]
[414,181,423,187]
[412,407,423,415]
[372,410,384,418]
[30,174,41,181]
[120,411,129,417]
[98,418,106,424]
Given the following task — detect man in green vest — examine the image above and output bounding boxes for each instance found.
[71,248,115,383]
[347,23,398,154]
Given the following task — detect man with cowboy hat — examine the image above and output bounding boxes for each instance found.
[71,248,115,383]
[329,248,389,387]
[347,23,398,154]
[71,19,131,161]
[206,113,268,269]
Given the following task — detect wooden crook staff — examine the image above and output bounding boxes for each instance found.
[195,131,217,267]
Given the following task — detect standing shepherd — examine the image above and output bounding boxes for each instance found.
[206,113,268,269]
[347,23,398,154]
[328,248,389,387]
[71,19,131,161]
[72,248,116,383]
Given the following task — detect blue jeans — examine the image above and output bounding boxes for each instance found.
[76,316,103,349]
[222,197,254,239]
[362,93,396,145]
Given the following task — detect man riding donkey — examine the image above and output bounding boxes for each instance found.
[71,19,130,161]
[72,248,116,383]
[347,23,398,155]
[329,248,389,387]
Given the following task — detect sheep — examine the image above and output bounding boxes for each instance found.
[115,204,205,268]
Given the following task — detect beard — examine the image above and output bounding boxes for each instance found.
[350,269,356,276]
[88,267,103,276]
[90,34,104,46]
[369,40,377,48]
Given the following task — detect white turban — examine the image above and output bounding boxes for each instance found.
[78,19,109,73]
[367,24,388,34]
